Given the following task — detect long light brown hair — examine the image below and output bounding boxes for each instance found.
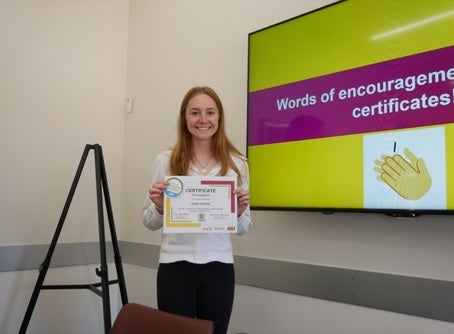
[169,86,243,181]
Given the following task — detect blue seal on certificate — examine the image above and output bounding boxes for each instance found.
[164,177,184,198]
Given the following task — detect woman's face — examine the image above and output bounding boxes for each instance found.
[185,93,219,141]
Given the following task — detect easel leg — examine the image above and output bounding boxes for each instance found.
[97,145,128,305]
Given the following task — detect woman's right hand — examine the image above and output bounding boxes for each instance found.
[148,180,169,214]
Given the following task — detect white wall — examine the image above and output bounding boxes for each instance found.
[124,265,454,334]
[0,0,128,246]
[1,265,120,334]
[1,0,454,333]
[0,1,128,333]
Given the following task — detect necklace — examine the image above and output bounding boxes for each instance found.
[193,154,212,175]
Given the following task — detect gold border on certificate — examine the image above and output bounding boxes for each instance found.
[163,176,237,233]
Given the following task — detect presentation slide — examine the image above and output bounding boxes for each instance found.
[247,0,454,213]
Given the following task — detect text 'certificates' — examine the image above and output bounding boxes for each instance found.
[163,176,237,233]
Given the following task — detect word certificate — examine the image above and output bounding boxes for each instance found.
[163,176,237,233]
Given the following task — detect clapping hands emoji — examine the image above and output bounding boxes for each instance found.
[374,147,432,200]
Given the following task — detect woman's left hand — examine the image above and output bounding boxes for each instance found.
[235,188,250,217]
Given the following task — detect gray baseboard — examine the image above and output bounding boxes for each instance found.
[0,242,114,272]
[2,241,453,323]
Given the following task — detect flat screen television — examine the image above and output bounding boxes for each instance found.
[247,0,454,216]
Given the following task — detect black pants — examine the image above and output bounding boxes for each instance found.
[157,261,235,334]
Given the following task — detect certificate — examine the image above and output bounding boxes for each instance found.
[163,176,237,233]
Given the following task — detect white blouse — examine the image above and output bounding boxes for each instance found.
[142,150,252,264]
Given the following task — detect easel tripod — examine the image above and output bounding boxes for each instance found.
[19,144,128,334]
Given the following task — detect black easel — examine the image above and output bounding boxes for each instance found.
[19,144,128,334]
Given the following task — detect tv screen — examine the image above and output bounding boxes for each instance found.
[247,0,454,216]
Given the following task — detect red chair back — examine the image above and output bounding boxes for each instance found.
[110,303,214,334]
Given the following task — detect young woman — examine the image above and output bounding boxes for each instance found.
[142,86,252,334]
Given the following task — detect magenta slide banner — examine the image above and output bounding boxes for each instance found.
[248,46,454,146]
